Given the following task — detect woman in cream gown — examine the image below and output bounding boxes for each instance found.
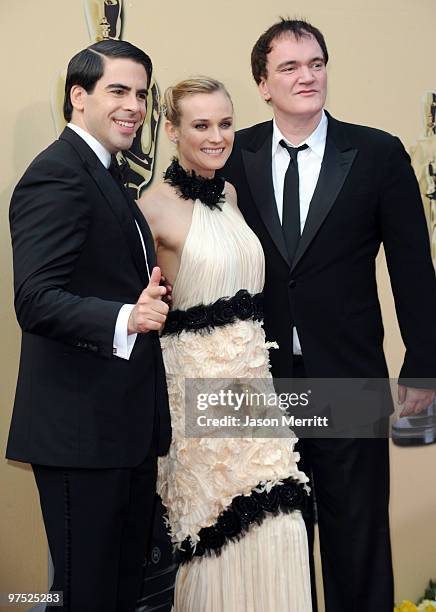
[139,77,312,612]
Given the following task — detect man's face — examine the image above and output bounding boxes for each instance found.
[259,33,327,123]
[72,57,148,153]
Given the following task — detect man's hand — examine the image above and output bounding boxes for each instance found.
[160,275,173,305]
[398,385,435,417]
[128,267,169,334]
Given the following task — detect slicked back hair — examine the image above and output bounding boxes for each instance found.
[63,39,152,121]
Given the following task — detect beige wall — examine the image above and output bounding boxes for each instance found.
[1,1,435,609]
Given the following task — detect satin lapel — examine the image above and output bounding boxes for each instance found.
[93,166,152,285]
[60,128,149,285]
[242,134,290,267]
[291,136,357,271]
[128,197,156,273]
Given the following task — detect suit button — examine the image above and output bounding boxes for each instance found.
[289,279,296,288]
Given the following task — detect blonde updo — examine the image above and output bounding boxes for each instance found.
[162,76,233,126]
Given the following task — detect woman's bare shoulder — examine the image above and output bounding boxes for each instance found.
[138,182,174,206]
[137,182,179,218]
[224,180,240,212]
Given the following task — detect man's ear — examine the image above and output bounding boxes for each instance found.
[165,120,180,144]
[70,85,87,112]
[258,79,271,103]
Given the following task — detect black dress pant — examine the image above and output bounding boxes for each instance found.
[293,357,394,612]
[33,452,157,612]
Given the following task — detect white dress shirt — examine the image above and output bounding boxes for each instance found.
[271,111,328,354]
[67,123,148,360]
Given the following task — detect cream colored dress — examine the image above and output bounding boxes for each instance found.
[157,198,312,612]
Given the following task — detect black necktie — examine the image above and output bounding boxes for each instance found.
[279,141,309,263]
[109,155,129,186]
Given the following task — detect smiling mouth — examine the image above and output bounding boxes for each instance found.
[113,119,136,132]
[201,148,225,156]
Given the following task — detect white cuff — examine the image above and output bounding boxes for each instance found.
[113,304,137,360]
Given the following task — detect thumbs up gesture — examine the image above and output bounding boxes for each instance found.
[128,267,169,334]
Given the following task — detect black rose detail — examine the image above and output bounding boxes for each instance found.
[278,482,306,509]
[232,494,261,525]
[199,526,225,551]
[161,290,264,336]
[184,305,211,330]
[163,314,181,335]
[252,487,280,513]
[212,299,235,326]
[216,509,241,539]
[233,291,254,319]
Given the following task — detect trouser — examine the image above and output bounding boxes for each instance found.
[293,356,394,612]
[33,452,157,612]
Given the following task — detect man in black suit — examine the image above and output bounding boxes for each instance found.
[223,19,436,612]
[7,40,171,611]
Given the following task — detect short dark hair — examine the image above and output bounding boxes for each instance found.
[251,18,329,85]
[63,39,153,121]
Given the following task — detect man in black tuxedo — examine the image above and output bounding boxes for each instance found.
[7,40,171,611]
[223,19,436,612]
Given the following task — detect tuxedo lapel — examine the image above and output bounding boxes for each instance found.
[127,196,156,273]
[242,128,290,266]
[60,128,150,285]
[291,116,357,271]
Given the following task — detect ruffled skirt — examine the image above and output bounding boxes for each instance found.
[158,320,312,611]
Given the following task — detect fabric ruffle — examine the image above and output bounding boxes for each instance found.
[158,320,308,547]
[177,476,309,563]
[164,158,225,210]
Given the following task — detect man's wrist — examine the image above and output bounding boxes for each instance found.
[114,304,136,359]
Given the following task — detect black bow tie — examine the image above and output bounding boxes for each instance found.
[108,155,130,186]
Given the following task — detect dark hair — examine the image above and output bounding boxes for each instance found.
[63,39,153,121]
[251,18,329,85]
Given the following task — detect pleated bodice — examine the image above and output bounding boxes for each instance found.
[172,199,265,310]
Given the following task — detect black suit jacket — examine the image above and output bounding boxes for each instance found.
[7,127,171,468]
[223,113,436,385]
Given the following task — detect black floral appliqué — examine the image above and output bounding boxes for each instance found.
[162,290,264,336]
[176,477,309,564]
[164,158,225,210]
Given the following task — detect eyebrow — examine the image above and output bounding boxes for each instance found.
[277,57,325,69]
[106,83,148,95]
[191,116,233,122]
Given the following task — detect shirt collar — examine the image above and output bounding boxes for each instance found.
[67,123,112,169]
[272,109,328,159]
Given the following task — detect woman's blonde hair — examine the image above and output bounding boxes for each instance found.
[162,76,232,126]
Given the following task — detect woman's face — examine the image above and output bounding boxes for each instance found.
[168,90,234,178]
